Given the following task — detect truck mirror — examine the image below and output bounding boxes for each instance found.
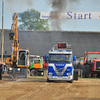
[73,56,76,61]
[44,55,47,63]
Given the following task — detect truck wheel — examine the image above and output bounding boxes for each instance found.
[47,78,53,82]
[47,78,50,82]
[97,73,100,78]
[69,79,73,83]
[30,69,37,76]
[73,70,78,80]
[76,63,81,69]
[85,65,91,78]
[74,64,78,69]
[91,74,97,78]
[86,74,91,78]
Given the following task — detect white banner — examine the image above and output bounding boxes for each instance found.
[40,11,100,19]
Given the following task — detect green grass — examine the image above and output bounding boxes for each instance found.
[79,78,100,80]
[29,76,44,78]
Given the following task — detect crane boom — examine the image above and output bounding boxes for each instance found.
[8,12,30,78]
[9,12,19,66]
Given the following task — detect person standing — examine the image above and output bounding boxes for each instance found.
[2,63,7,75]
[43,60,48,79]
[4,63,7,71]
[0,62,4,80]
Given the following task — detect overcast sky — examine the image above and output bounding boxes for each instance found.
[0,0,100,32]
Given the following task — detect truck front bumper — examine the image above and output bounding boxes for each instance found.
[47,76,73,81]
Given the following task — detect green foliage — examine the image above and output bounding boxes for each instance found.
[18,9,49,30]
[29,76,44,78]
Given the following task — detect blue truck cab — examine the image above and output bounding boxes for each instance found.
[45,43,78,83]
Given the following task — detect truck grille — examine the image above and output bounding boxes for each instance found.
[95,61,100,70]
[57,68,64,72]
[56,68,64,76]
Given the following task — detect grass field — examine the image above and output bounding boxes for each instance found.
[29,76,44,78]
[80,78,100,80]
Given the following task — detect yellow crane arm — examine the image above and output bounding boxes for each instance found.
[9,12,19,66]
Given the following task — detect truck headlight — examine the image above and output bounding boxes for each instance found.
[9,68,12,70]
[67,73,71,75]
[49,72,52,75]
[17,68,21,71]
[41,72,44,75]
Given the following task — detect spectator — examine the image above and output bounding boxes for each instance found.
[0,62,4,80]
[3,63,7,72]
[43,60,48,69]
[43,60,48,79]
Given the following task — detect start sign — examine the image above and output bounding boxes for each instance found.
[40,11,100,20]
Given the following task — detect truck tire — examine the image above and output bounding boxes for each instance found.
[30,69,37,76]
[73,70,78,80]
[85,65,91,78]
[91,74,97,78]
[97,73,100,78]
[69,79,73,83]
[76,63,81,69]
[74,64,78,69]
[47,78,54,82]
[47,78,50,82]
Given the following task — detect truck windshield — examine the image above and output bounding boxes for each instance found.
[30,57,41,64]
[88,54,100,61]
[30,56,40,63]
[30,57,34,64]
[34,60,40,64]
[49,54,72,63]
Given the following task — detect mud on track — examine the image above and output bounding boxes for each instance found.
[0,76,100,100]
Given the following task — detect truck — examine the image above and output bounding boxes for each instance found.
[7,12,30,78]
[29,55,44,76]
[77,52,100,78]
[44,42,78,83]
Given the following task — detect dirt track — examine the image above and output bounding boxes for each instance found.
[0,76,100,100]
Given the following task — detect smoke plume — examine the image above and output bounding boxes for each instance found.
[47,0,79,30]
